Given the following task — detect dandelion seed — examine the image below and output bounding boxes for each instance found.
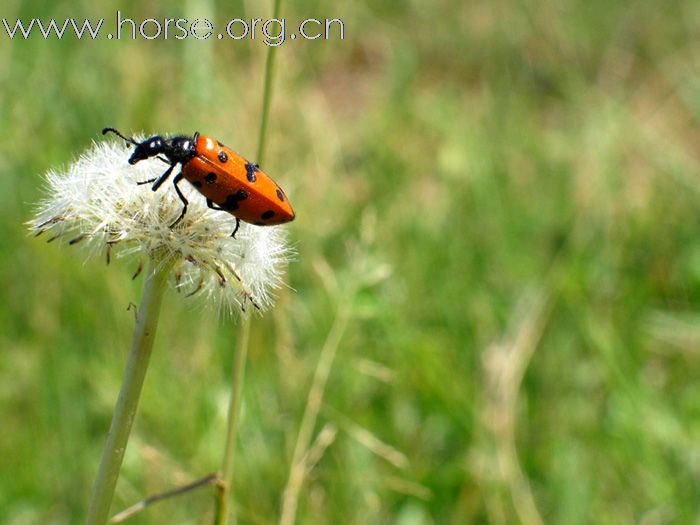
[28,138,293,314]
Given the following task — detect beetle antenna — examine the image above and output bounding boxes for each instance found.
[102,127,139,146]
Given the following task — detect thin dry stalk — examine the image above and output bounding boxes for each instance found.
[279,299,352,525]
[110,474,219,523]
[480,289,551,525]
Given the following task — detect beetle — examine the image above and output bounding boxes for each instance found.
[102,127,295,237]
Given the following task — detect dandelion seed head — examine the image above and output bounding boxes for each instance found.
[29,139,293,313]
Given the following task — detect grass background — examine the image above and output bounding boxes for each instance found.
[3,0,700,523]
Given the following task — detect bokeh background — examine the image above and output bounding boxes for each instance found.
[3,0,700,523]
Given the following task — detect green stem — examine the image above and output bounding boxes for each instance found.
[85,257,172,525]
[214,316,251,525]
[215,1,284,521]
[256,0,284,166]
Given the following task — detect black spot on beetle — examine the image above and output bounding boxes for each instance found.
[218,150,228,163]
[245,162,259,182]
[261,210,275,220]
[222,195,240,211]
[192,180,203,188]
[276,188,285,202]
[221,189,249,211]
[206,172,217,184]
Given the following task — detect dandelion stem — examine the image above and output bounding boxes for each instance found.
[85,256,172,525]
[215,1,284,523]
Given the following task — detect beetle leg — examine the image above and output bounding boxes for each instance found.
[206,198,224,211]
[152,163,177,191]
[230,217,240,238]
[206,199,240,238]
[137,157,174,185]
[170,170,189,227]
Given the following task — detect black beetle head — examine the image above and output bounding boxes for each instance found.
[129,136,165,164]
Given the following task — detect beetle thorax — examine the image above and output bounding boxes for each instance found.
[164,136,197,164]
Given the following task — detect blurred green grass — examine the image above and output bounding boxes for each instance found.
[4,0,700,523]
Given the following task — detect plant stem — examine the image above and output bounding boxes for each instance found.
[111,473,219,523]
[214,315,251,525]
[215,1,283,522]
[279,299,352,525]
[85,257,172,525]
[256,0,284,167]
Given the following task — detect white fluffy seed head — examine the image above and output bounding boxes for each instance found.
[28,139,293,314]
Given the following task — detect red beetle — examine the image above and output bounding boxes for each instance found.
[103,127,295,237]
